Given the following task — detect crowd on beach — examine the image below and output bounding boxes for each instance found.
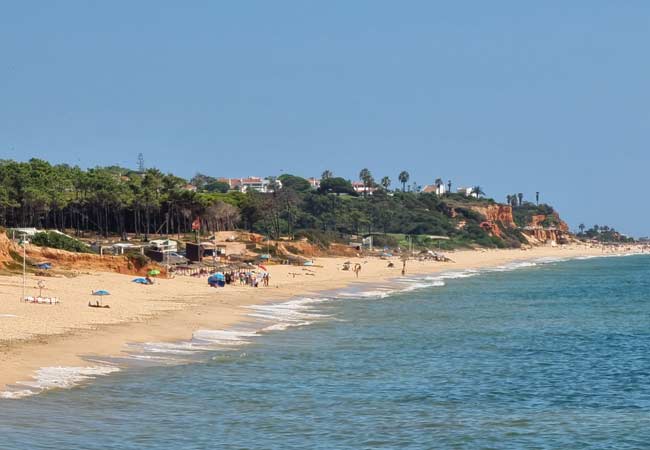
[208,270,271,288]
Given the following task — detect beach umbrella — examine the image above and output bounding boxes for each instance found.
[132,278,148,284]
[148,269,161,276]
[260,254,271,260]
[91,289,110,305]
[258,264,268,271]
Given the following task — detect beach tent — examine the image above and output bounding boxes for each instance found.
[148,269,161,276]
[132,278,148,284]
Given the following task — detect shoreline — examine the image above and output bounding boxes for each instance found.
[0,244,642,397]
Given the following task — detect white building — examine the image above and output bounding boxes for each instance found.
[457,187,479,198]
[422,183,447,195]
[149,239,178,253]
[217,177,281,193]
[352,181,377,195]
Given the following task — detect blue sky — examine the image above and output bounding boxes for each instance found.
[1,1,649,235]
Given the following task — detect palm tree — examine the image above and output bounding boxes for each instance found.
[359,168,372,196]
[398,171,410,192]
[447,180,452,195]
[506,195,512,205]
[517,193,524,206]
[535,191,540,205]
[321,170,333,180]
[380,176,391,191]
[434,178,444,195]
[578,223,585,234]
[510,194,518,207]
[472,186,485,198]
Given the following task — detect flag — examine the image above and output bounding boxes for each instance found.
[191,217,201,231]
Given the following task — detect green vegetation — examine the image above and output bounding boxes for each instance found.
[577,225,633,243]
[31,231,93,253]
[512,203,557,228]
[126,251,150,269]
[0,159,545,250]
[278,174,312,193]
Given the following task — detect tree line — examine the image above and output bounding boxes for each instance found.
[0,159,524,248]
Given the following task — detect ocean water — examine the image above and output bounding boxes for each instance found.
[1,255,650,449]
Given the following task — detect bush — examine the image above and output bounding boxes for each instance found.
[30,232,93,253]
[126,251,149,269]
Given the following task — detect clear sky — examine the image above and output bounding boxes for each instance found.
[1,2,649,235]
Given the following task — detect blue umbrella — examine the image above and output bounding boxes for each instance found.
[93,290,111,296]
[132,278,148,284]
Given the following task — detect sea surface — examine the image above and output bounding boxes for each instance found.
[1,254,650,449]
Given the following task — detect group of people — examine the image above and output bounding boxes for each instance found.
[212,270,271,288]
[235,270,270,287]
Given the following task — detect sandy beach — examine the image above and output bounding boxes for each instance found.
[0,244,633,395]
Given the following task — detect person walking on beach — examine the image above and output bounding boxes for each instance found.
[354,263,361,278]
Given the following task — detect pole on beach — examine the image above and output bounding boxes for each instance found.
[20,238,28,302]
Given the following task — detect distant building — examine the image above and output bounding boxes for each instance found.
[422,183,447,195]
[217,177,281,193]
[457,187,478,198]
[307,177,321,189]
[181,184,197,192]
[149,239,178,253]
[352,181,377,195]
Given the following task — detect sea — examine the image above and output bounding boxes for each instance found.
[1,254,649,449]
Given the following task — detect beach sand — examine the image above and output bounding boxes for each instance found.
[0,244,629,393]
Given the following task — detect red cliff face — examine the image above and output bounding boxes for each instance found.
[470,205,517,229]
[524,213,571,244]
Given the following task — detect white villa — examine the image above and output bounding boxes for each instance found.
[217,177,281,193]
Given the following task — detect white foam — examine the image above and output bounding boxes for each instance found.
[261,321,313,332]
[0,389,36,399]
[192,329,258,345]
[0,314,18,318]
[337,289,394,299]
[248,296,331,332]
[432,270,479,280]
[1,365,120,399]
[399,280,446,293]
[134,341,215,355]
[489,261,538,272]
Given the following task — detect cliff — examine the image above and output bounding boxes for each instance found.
[523,213,571,244]
[470,205,517,229]
[469,203,574,245]
[0,233,155,275]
